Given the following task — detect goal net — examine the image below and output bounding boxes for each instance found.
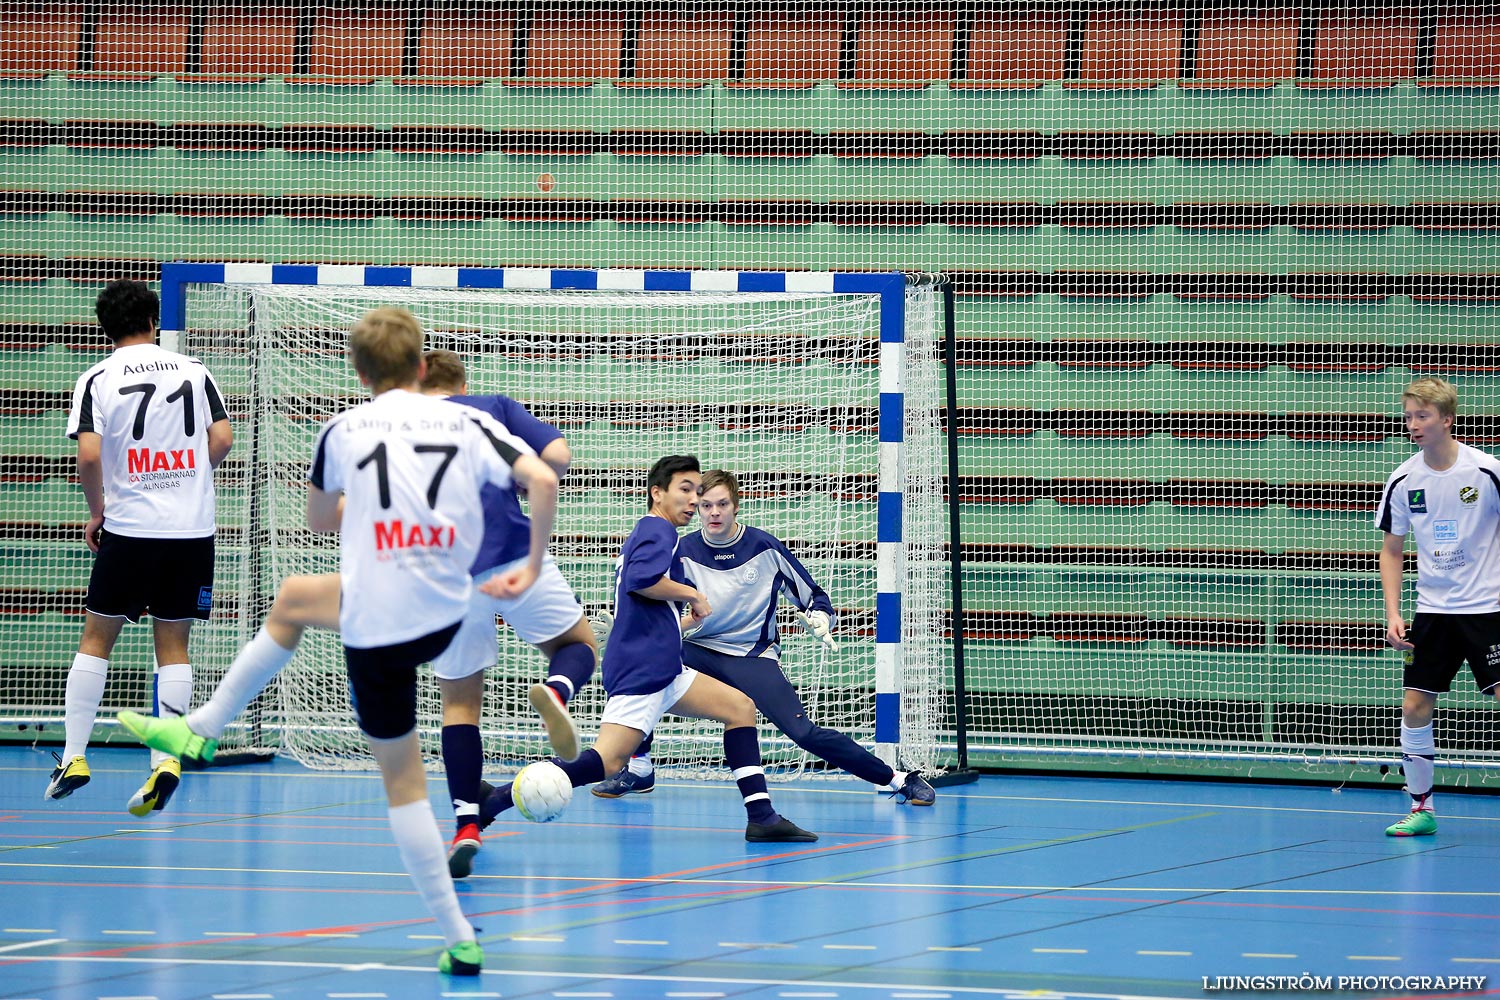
[172,267,946,777]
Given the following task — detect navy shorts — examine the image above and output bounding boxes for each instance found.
[1403,611,1500,695]
[343,621,461,740]
[85,530,215,623]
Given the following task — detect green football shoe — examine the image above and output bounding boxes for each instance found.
[438,939,483,975]
[1385,809,1437,837]
[117,711,217,764]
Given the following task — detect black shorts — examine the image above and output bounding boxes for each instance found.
[344,621,461,740]
[85,530,215,623]
[1403,611,1500,695]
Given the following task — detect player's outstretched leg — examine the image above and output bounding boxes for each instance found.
[118,712,217,764]
[698,650,936,806]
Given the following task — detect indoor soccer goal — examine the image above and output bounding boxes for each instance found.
[161,263,948,777]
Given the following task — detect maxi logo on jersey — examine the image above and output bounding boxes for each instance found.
[128,448,196,474]
[373,520,457,552]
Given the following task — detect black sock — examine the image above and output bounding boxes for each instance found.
[441,724,483,831]
[545,642,595,704]
[724,725,777,825]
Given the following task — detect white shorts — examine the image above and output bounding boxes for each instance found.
[429,553,584,681]
[599,667,700,735]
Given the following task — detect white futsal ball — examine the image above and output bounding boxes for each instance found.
[512,761,573,823]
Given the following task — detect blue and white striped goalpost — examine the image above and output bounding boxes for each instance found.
[160,262,917,770]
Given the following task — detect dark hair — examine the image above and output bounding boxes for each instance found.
[419,349,467,393]
[646,455,700,508]
[94,279,159,343]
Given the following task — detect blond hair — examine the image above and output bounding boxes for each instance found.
[1402,377,1457,421]
[349,307,423,392]
[700,469,740,507]
[419,349,467,394]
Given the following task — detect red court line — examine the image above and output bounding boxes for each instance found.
[520,835,904,907]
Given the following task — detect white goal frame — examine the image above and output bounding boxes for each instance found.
[160,261,930,770]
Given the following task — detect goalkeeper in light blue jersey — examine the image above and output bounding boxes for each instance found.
[592,468,935,805]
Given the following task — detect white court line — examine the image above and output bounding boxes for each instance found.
[203,932,256,937]
[101,929,157,936]
[719,941,794,949]
[0,954,1182,998]
[213,995,274,999]
[4,928,57,933]
[1137,951,1191,956]
[823,944,876,950]
[0,938,65,954]
[1346,956,1401,961]
[2,861,1493,898]
[614,939,668,945]
[1241,954,1296,959]
[928,946,981,952]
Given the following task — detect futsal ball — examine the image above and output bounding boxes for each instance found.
[512,761,573,823]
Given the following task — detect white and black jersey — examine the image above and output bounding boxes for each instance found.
[307,388,535,649]
[66,342,230,539]
[1377,441,1500,614]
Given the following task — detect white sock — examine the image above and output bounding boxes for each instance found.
[627,754,653,777]
[188,627,295,740]
[1401,722,1436,811]
[63,653,109,760]
[388,799,475,947]
[152,663,193,768]
[886,771,907,791]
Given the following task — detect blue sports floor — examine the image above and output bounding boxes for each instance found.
[1,745,1497,1000]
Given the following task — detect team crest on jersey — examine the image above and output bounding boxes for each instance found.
[743,567,759,585]
[1460,485,1479,505]
[1408,489,1427,513]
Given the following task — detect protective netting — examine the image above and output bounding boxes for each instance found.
[172,280,945,774]
[2,3,1498,780]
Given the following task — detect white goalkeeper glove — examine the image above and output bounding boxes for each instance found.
[794,609,838,652]
[588,610,614,649]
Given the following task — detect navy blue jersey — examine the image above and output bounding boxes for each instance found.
[678,524,834,660]
[600,514,689,696]
[448,394,563,574]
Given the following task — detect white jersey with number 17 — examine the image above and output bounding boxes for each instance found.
[66,341,230,539]
[307,388,536,649]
